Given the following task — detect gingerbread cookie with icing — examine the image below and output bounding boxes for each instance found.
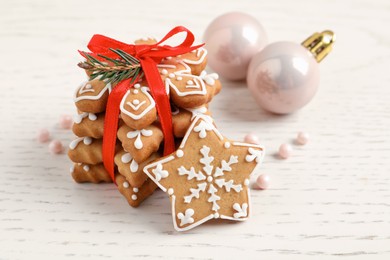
[71,163,111,183]
[68,137,120,164]
[143,116,265,231]
[172,105,212,138]
[176,47,208,76]
[158,60,220,108]
[115,150,160,187]
[68,137,102,164]
[74,79,112,113]
[119,83,157,130]
[72,112,104,138]
[116,174,158,208]
[117,124,163,163]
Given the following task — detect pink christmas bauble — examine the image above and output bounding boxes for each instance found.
[203,12,268,80]
[247,42,320,114]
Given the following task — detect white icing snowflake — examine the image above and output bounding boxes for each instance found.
[180,145,241,212]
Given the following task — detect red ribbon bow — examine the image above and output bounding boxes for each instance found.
[81,26,204,183]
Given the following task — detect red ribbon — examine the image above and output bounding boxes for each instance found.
[81,26,204,183]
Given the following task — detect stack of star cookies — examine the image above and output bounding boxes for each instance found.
[68,39,221,207]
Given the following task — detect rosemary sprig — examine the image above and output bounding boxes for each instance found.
[78,48,143,84]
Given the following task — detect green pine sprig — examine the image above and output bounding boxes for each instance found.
[78,48,143,84]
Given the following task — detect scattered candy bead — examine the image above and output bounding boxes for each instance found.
[296,131,309,145]
[59,114,73,129]
[244,133,260,144]
[256,174,270,190]
[278,143,292,159]
[37,128,50,143]
[49,140,63,154]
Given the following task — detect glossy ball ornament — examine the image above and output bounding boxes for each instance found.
[247,42,320,114]
[203,12,268,80]
[247,31,335,114]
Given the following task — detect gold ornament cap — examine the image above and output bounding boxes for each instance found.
[302,30,335,62]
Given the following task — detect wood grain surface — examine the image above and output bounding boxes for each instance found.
[1,0,389,259]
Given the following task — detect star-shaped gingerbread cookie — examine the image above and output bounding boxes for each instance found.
[143,116,265,231]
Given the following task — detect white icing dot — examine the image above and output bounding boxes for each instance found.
[176,149,184,158]
[214,213,220,218]
[207,176,213,182]
[141,37,149,41]
[168,188,174,195]
[131,195,137,200]
[85,84,92,89]
[224,142,231,149]
[244,179,250,186]
[73,114,83,124]
[169,73,175,78]
[121,153,132,163]
[133,89,139,94]
[83,165,90,172]
[69,138,82,150]
[88,113,97,121]
[166,56,172,60]
[123,181,129,188]
[132,99,140,105]
[176,76,183,81]
[187,80,194,85]
[70,166,74,173]
[134,84,141,89]
[133,187,139,193]
[83,137,92,145]
[205,78,215,86]
[161,69,168,75]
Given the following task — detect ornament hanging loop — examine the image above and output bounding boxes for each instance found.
[302,30,335,63]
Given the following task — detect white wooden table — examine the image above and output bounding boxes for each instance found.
[1,0,389,259]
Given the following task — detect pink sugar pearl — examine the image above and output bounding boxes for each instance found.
[37,128,50,143]
[278,143,292,159]
[256,174,270,190]
[49,140,63,154]
[59,114,73,129]
[244,133,260,144]
[296,131,309,145]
